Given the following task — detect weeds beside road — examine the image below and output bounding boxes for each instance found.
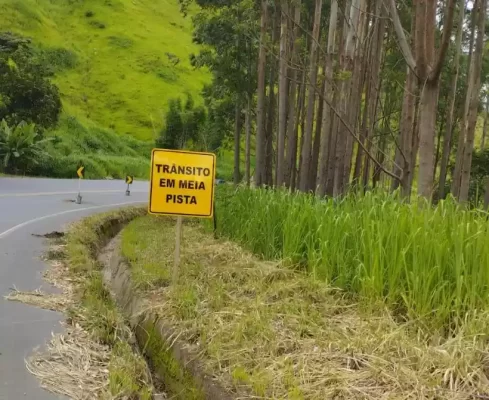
[122,214,489,399]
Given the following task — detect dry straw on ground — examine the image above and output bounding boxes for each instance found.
[26,322,111,400]
[3,242,113,398]
[123,217,489,400]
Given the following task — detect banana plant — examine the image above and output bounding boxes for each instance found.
[0,119,52,173]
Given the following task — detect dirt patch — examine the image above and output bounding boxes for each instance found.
[32,231,65,239]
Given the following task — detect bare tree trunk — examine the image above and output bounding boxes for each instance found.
[459,0,486,203]
[416,0,437,199]
[417,81,440,199]
[388,0,456,199]
[353,0,376,186]
[361,7,385,191]
[317,0,338,196]
[334,0,360,196]
[284,1,301,188]
[417,0,456,199]
[265,8,279,187]
[233,98,242,185]
[343,0,367,191]
[290,68,307,191]
[438,0,465,199]
[255,0,268,186]
[452,1,477,198]
[326,91,340,195]
[434,112,446,180]
[298,0,322,192]
[391,11,416,194]
[276,0,289,187]
[481,100,488,149]
[245,93,252,186]
[408,97,421,192]
[484,177,489,209]
[309,81,324,192]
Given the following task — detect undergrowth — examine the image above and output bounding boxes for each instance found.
[65,206,153,397]
[122,215,489,399]
[212,186,489,334]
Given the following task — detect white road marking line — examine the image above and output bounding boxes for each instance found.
[0,190,147,198]
[0,201,147,239]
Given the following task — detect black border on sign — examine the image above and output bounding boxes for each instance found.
[148,148,216,218]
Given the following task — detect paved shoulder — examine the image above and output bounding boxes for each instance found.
[0,178,148,399]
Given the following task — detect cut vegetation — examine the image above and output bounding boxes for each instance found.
[121,213,489,399]
[5,207,161,399]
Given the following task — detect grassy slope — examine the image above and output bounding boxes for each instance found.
[1,0,209,141]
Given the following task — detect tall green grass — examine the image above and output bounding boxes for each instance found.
[214,187,489,332]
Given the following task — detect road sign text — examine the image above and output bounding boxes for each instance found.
[149,149,216,217]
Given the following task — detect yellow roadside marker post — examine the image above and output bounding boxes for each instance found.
[125,175,134,196]
[148,149,216,284]
[76,166,85,204]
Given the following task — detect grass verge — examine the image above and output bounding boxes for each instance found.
[6,207,157,399]
[63,207,157,398]
[122,215,489,399]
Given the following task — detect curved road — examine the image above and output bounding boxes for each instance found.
[0,177,149,400]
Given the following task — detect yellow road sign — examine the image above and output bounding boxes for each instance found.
[149,149,216,217]
[126,175,134,184]
[77,166,85,179]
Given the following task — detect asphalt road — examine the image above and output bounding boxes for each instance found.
[0,177,149,400]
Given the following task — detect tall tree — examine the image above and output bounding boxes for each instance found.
[255,0,268,186]
[233,99,242,184]
[458,0,486,202]
[388,0,456,199]
[276,0,289,187]
[438,0,466,199]
[317,0,338,197]
[482,99,489,150]
[284,1,302,188]
[452,2,478,198]
[298,0,322,192]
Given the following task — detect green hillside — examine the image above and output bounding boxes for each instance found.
[1,0,209,141]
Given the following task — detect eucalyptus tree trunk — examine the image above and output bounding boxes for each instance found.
[284,1,301,189]
[233,98,242,185]
[317,0,338,196]
[265,8,279,187]
[290,68,307,191]
[245,93,252,186]
[276,0,289,187]
[298,0,322,192]
[387,0,456,199]
[309,80,324,192]
[452,4,477,198]
[355,0,384,189]
[459,0,486,203]
[255,0,268,186]
[342,0,367,191]
[438,0,465,200]
[334,0,360,196]
[482,101,489,150]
